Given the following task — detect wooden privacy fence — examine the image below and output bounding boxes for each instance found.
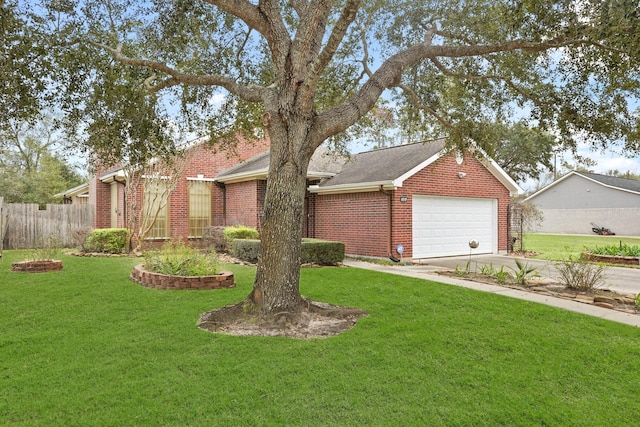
[0,200,94,249]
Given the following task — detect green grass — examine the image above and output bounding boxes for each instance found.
[2,250,640,425]
[522,233,640,261]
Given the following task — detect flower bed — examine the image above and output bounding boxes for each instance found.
[130,264,235,290]
[11,260,63,273]
[583,252,640,266]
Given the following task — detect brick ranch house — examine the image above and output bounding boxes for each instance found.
[72,137,522,260]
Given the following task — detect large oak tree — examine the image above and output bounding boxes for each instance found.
[18,0,640,325]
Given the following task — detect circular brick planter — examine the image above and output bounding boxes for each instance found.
[583,252,640,266]
[130,264,235,290]
[11,260,63,273]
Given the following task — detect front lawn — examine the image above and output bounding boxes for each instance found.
[1,250,639,425]
[522,233,640,261]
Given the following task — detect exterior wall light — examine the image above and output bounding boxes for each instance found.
[458,172,467,179]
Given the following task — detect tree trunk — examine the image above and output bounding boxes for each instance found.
[249,153,308,313]
[248,109,314,314]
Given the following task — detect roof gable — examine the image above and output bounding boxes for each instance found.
[526,170,640,201]
[579,171,640,193]
[316,140,446,188]
[310,140,522,195]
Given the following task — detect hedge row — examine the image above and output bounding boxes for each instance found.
[231,238,345,265]
[202,225,259,251]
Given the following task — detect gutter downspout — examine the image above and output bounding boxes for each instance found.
[214,181,227,226]
[379,185,393,258]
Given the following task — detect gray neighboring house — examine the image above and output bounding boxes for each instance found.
[525,171,640,236]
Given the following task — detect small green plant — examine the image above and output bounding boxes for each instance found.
[510,259,538,286]
[636,293,640,308]
[554,255,607,291]
[493,266,511,284]
[479,263,496,276]
[223,225,259,243]
[143,241,220,276]
[590,242,640,257]
[454,264,468,277]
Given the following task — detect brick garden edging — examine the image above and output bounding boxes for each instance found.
[130,264,235,290]
[11,260,63,273]
[583,252,640,266]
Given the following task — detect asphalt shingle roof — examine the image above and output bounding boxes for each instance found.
[578,171,640,193]
[318,139,446,187]
[215,145,347,180]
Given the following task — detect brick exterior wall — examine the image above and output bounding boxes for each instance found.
[91,136,270,238]
[313,191,391,257]
[313,153,511,259]
[90,143,511,258]
[89,174,112,229]
[225,180,260,227]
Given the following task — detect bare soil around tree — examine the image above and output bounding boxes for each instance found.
[197,298,368,339]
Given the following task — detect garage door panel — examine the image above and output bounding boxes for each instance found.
[412,196,496,258]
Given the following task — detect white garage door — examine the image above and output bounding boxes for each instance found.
[412,196,497,258]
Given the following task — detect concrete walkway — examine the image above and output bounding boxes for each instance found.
[343,257,640,328]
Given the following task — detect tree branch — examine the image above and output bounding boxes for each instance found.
[256,0,292,74]
[428,57,555,109]
[291,0,332,79]
[205,0,291,73]
[357,20,373,78]
[308,0,360,84]
[313,33,590,142]
[203,0,269,34]
[94,42,266,102]
[397,83,455,129]
[288,0,308,17]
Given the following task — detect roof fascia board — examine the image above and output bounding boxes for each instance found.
[53,182,90,198]
[465,143,523,196]
[99,169,126,183]
[308,181,397,194]
[393,152,442,187]
[479,157,524,196]
[217,169,337,184]
[216,170,269,184]
[186,175,216,182]
[576,172,640,197]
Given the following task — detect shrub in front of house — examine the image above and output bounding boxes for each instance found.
[202,226,227,252]
[231,239,261,263]
[223,225,259,243]
[84,228,128,254]
[143,241,220,276]
[554,255,607,291]
[231,238,345,265]
[301,238,345,265]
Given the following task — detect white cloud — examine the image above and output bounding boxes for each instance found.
[575,142,640,175]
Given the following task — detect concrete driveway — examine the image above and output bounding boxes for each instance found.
[406,254,640,296]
